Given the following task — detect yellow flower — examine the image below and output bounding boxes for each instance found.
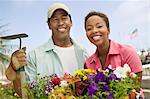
[74,69,96,78]
[83,76,87,80]
[84,69,90,73]
[131,89,136,93]
[74,69,82,75]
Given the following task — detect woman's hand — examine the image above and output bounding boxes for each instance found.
[129,91,136,99]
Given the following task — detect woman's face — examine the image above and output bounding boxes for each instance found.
[85,15,109,46]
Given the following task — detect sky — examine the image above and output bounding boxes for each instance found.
[0,0,150,55]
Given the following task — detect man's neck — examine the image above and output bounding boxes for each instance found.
[52,36,72,47]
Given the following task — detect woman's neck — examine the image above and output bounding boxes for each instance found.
[98,40,110,57]
[97,40,110,69]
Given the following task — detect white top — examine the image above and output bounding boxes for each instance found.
[55,45,78,75]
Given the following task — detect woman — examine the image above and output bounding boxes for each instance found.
[84,11,144,98]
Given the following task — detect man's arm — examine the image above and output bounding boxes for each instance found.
[5,64,22,96]
[5,48,27,97]
[5,63,17,81]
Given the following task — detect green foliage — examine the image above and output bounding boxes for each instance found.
[0,24,10,62]
[109,76,139,99]
[0,39,10,62]
[26,75,50,99]
[0,52,10,61]
[0,83,20,99]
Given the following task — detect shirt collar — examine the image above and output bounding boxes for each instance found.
[89,50,99,64]
[108,40,120,55]
[44,37,55,52]
[44,37,77,52]
[89,40,120,64]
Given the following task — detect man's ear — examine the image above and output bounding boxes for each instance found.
[48,22,51,29]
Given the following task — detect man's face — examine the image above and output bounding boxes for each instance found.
[48,9,72,39]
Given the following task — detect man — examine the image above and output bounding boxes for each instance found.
[6,3,88,96]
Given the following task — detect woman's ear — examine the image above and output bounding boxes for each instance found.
[108,29,110,35]
[71,22,73,27]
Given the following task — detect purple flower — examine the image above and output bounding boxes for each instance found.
[109,73,121,81]
[116,78,121,81]
[101,85,110,92]
[29,80,36,89]
[85,74,96,83]
[44,90,50,96]
[107,92,113,99]
[106,66,113,73]
[87,81,99,95]
[95,72,107,82]
[46,86,53,91]
[109,74,117,80]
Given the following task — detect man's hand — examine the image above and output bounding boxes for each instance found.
[11,47,27,70]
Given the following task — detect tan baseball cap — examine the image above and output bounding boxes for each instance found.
[47,3,70,19]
